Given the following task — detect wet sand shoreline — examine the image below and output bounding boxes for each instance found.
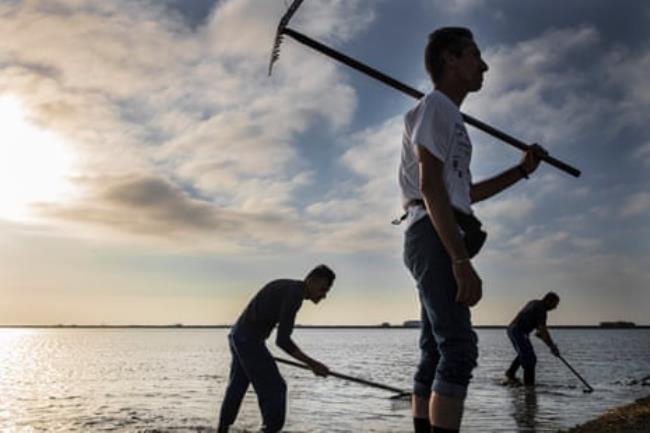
[558,395,650,433]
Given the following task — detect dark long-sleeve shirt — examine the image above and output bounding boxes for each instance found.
[509,300,547,335]
[231,279,305,353]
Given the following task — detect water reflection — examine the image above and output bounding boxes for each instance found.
[1,329,648,432]
[510,387,538,432]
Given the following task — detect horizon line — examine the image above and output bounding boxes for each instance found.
[1,323,648,329]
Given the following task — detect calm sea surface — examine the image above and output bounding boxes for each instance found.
[1,328,649,433]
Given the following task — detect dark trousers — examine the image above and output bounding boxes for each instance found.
[404,217,478,399]
[506,327,537,385]
[218,333,287,433]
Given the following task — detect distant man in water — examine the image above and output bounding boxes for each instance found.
[505,292,561,387]
[398,27,547,433]
[217,265,334,433]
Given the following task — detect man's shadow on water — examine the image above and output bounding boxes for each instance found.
[509,387,539,432]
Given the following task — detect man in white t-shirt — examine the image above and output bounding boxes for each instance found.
[398,27,547,433]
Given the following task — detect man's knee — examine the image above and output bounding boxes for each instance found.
[420,346,440,368]
[437,332,478,389]
[446,330,478,365]
[276,376,287,395]
[521,351,536,370]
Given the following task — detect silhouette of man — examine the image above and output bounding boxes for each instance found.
[217,265,334,433]
[506,292,561,386]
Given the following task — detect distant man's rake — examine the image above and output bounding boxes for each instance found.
[269,0,581,178]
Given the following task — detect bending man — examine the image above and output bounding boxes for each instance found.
[506,292,561,386]
[217,265,334,433]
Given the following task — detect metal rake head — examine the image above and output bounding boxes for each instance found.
[268,0,305,76]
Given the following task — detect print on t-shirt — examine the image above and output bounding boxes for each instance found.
[452,123,472,180]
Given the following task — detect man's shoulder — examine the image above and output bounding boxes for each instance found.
[264,279,304,297]
[529,300,547,317]
[531,299,545,309]
[428,90,459,113]
[405,91,458,126]
[267,278,302,287]
[518,300,539,316]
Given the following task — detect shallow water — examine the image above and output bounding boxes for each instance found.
[0,328,648,432]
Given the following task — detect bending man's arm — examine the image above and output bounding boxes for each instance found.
[417,145,482,307]
[536,325,560,356]
[276,299,329,377]
[286,347,329,377]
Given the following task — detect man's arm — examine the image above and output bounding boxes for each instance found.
[286,347,329,377]
[470,144,547,203]
[535,325,560,356]
[276,299,329,377]
[417,145,482,307]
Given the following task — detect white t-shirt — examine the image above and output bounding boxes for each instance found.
[398,90,473,229]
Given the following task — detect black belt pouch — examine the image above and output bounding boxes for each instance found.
[453,210,487,258]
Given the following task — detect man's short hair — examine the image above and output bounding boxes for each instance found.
[543,291,560,304]
[425,27,474,83]
[306,264,336,285]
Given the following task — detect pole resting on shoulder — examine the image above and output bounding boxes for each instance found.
[267,0,581,178]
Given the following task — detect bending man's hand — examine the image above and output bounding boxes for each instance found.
[452,260,483,307]
[309,360,330,377]
[550,344,560,357]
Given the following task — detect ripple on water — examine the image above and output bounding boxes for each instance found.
[0,328,648,432]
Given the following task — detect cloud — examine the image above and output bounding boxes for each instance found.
[290,0,377,43]
[436,0,485,14]
[472,195,535,244]
[39,175,225,233]
[632,142,650,167]
[571,237,601,252]
[35,174,314,251]
[466,27,605,147]
[603,48,650,127]
[476,195,534,221]
[466,25,650,155]
[303,115,404,252]
[620,191,650,218]
[525,231,569,257]
[0,0,377,251]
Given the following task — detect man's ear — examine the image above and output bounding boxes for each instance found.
[442,50,456,69]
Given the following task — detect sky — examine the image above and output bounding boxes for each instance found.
[1,0,648,326]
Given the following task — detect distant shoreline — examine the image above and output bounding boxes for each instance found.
[1,324,649,329]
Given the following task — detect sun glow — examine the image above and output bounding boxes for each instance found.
[0,95,76,221]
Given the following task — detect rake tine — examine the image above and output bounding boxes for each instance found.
[268,0,305,76]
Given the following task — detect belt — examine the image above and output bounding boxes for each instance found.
[391,199,425,225]
[392,199,486,258]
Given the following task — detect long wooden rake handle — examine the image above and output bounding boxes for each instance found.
[274,356,408,395]
[281,27,581,178]
[557,354,594,392]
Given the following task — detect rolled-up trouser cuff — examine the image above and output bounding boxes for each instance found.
[433,378,468,399]
[413,381,433,398]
